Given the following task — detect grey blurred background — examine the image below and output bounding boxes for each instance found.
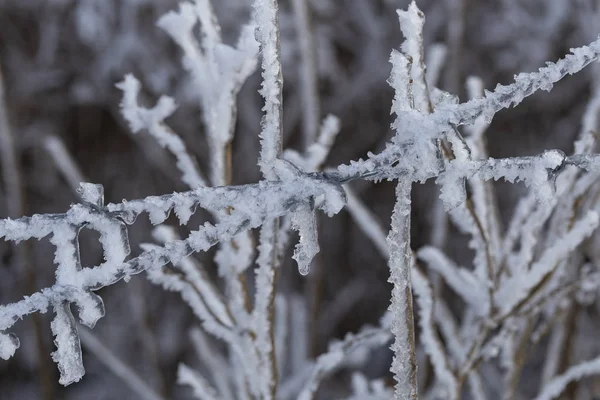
[0,0,598,398]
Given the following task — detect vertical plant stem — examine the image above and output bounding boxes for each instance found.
[255,220,280,400]
[388,180,418,400]
[253,0,284,180]
[252,0,285,396]
[79,329,167,400]
[445,0,466,96]
[290,0,325,357]
[291,0,320,150]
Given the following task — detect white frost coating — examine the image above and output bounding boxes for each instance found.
[51,302,85,386]
[497,211,600,315]
[502,194,538,260]
[158,1,258,186]
[464,76,490,148]
[157,3,199,58]
[397,1,430,113]
[304,115,341,172]
[283,114,341,173]
[117,75,176,132]
[438,150,566,210]
[389,50,413,117]
[298,323,392,400]
[74,291,105,329]
[412,267,458,398]
[345,373,394,400]
[245,8,286,394]
[142,242,234,342]
[96,220,130,265]
[150,226,233,329]
[448,203,494,294]
[77,182,104,206]
[194,0,220,48]
[387,182,418,400]
[116,74,206,188]
[253,0,284,180]
[508,198,555,279]
[292,0,320,149]
[344,185,389,258]
[291,204,319,275]
[540,316,569,387]
[253,220,278,400]
[418,246,488,316]
[535,356,600,400]
[0,333,19,360]
[44,135,86,192]
[462,76,503,277]
[336,38,600,184]
[425,43,447,89]
[442,38,600,127]
[189,328,235,400]
[78,329,167,400]
[178,363,221,400]
[173,195,197,225]
[50,223,80,286]
[351,373,369,395]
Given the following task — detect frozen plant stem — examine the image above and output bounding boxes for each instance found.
[444,0,466,96]
[388,181,418,400]
[78,329,166,400]
[43,135,86,196]
[254,0,284,180]
[291,0,320,149]
[253,0,285,397]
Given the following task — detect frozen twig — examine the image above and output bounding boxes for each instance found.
[535,356,600,400]
[157,0,259,186]
[343,186,389,258]
[387,181,418,400]
[43,135,86,196]
[178,363,222,400]
[253,0,284,180]
[117,74,207,188]
[292,0,320,149]
[412,266,458,398]
[78,329,167,400]
[297,319,392,400]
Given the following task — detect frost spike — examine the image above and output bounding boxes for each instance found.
[51,302,85,386]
